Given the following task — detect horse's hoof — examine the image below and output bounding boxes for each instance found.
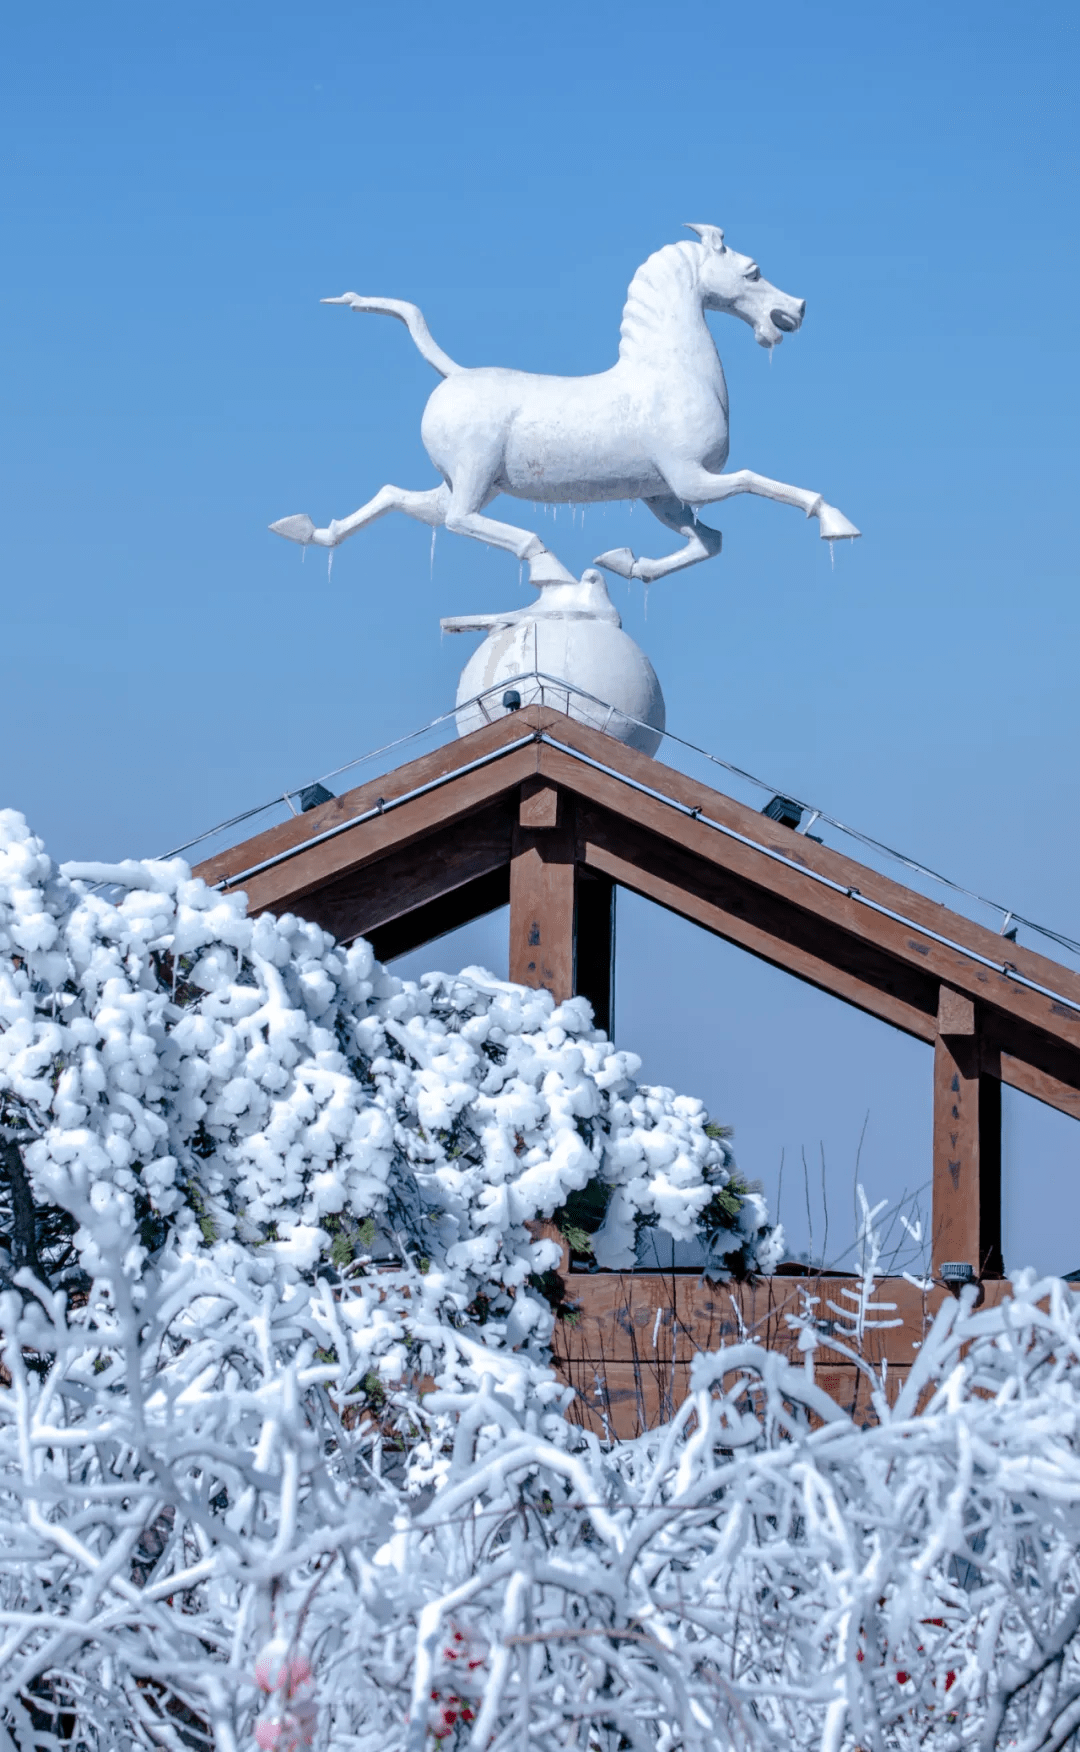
[593,547,636,579]
[818,505,861,541]
[270,514,315,546]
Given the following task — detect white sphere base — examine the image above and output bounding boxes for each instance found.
[454,616,665,756]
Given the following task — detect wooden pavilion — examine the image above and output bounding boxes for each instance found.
[195,703,1080,1428]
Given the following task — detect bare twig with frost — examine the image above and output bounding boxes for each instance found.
[5,1173,1080,1751]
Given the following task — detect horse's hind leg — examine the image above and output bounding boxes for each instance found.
[271,483,449,549]
[594,495,723,583]
[272,465,578,584]
[441,460,577,584]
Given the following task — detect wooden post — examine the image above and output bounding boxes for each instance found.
[509,781,575,1001]
[575,870,615,1036]
[509,781,615,1027]
[932,985,1003,1276]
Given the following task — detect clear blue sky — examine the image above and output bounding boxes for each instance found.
[2,1,1078,1270]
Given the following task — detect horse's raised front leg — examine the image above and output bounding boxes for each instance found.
[656,464,860,541]
[270,483,449,548]
[594,494,723,583]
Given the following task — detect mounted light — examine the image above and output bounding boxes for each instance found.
[762,795,802,831]
[502,689,522,711]
[940,1261,975,1287]
[299,783,335,813]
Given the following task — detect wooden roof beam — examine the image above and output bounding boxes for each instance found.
[528,732,1080,1062]
[576,802,940,1043]
[286,800,515,946]
[367,867,510,963]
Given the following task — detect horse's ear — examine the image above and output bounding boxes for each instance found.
[685,223,726,252]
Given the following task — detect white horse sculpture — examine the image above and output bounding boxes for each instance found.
[271,225,859,589]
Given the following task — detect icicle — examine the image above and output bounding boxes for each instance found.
[302,545,306,565]
[829,539,835,571]
[327,549,334,580]
[430,526,437,580]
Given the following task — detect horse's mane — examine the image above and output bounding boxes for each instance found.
[618,241,703,361]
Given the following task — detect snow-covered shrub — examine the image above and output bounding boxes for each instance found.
[4,809,1080,1752]
[0,810,777,1351]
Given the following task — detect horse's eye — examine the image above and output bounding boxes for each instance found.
[746,267,760,282]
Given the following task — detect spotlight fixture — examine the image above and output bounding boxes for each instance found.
[502,689,522,712]
[762,795,803,831]
[299,782,335,813]
[940,1261,975,1287]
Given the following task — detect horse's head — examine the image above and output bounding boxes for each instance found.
[686,224,806,349]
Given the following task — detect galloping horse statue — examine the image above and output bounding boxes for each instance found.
[271,225,859,592]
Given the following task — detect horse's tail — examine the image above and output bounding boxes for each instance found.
[321,294,460,377]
